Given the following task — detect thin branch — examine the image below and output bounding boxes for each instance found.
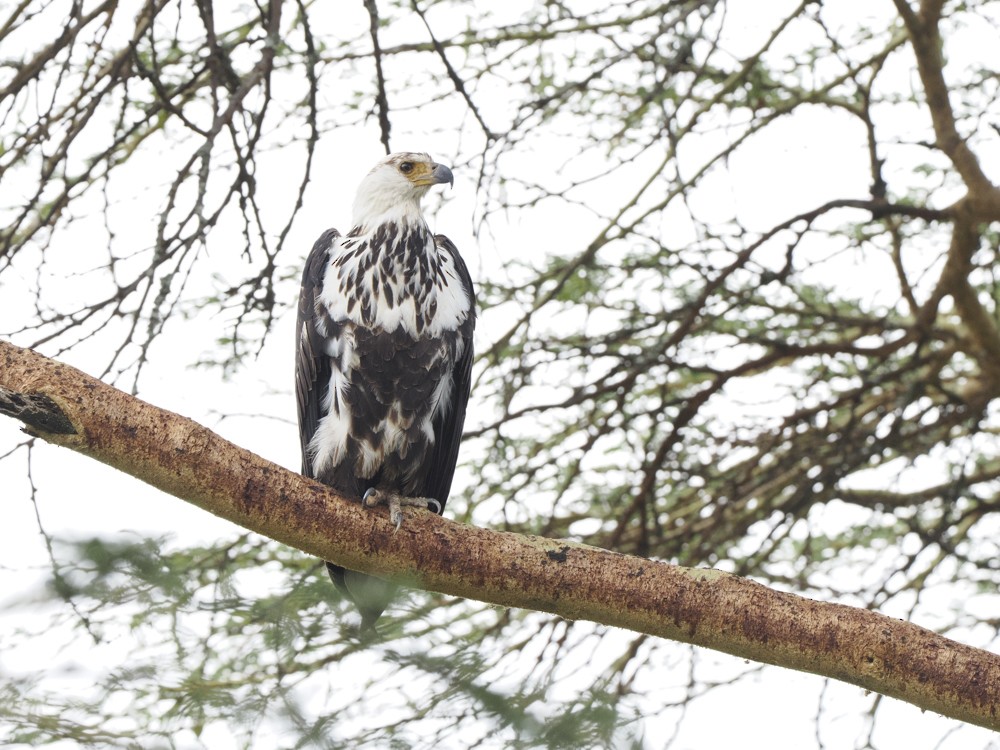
[411,0,496,141]
[363,0,392,154]
[25,441,102,645]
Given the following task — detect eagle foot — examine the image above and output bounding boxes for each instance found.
[362,488,442,531]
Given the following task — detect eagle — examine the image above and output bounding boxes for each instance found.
[295,152,475,630]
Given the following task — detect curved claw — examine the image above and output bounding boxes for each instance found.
[361,488,438,530]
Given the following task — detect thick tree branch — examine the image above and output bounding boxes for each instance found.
[894,0,992,194]
[941,206,1000,385]
[1,339,998,731]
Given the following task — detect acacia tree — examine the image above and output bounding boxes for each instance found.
[2,0,999,747]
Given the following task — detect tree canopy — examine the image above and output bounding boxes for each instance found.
[2,0,1000,747]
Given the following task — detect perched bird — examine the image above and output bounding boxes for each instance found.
[295,152,475,630]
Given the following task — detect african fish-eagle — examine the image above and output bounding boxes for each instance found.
[295,152,475,630]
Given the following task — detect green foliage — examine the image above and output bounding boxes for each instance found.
[3,0,1000,747]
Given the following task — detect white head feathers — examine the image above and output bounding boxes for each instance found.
[351,152,454,230]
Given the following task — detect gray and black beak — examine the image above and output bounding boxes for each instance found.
[431,162,454,187]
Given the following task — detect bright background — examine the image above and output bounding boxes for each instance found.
[2,1,999,747]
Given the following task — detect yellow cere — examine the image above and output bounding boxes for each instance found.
[404,161,435,185]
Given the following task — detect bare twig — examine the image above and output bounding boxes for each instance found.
[363,0,392,154]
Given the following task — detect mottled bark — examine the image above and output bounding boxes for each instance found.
[1,338,998,730]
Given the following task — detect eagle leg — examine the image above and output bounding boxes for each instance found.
[362,488,442,531]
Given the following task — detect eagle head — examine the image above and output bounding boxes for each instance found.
[351,152,454,230]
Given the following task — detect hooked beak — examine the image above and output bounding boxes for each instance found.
[430,162,454,187]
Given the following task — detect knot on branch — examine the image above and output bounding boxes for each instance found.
[0,387,76,435]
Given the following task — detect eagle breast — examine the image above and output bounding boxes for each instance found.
[307,214,472,493]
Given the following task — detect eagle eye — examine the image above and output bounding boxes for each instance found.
[400,161,414,174]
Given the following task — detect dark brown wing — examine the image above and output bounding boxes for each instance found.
[420,234,476,510]
[295,228,340,477]
[297,229,382,622]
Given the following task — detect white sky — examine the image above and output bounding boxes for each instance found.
[1,1,999,748]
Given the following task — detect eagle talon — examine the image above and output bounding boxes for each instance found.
[363,488,439,529]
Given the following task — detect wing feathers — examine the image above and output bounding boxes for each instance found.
[421,234,476,507]
[295,228,340,476]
